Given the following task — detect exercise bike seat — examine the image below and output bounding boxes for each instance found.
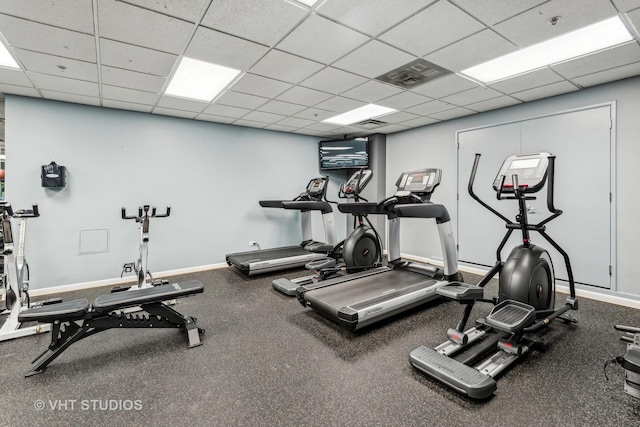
[19,299,90,323]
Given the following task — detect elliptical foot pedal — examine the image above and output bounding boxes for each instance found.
[410,345,497,400]
[436,282,484,301]
[485,300,536,333]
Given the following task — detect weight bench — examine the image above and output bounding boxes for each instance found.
[18,280,204,377]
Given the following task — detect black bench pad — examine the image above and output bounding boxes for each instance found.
[93,280,203,314]
[18,299,90,323]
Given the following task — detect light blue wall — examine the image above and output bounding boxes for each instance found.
[5,96,347,289]
[386,75,640,299]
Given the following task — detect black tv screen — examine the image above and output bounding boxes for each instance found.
[319,138,369,171]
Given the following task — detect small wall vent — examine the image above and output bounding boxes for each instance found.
[376,59,451,89]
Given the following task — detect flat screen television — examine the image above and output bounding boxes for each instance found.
[319,138,369,171]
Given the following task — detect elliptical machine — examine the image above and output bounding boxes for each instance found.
[0,203,60,342]
[272,169,382,295]
[114,204,171,292]
[408,152,578,400]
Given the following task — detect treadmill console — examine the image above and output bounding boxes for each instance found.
[305,177,328,199]
[395,168,442,196]
[341,169,373,197]
[493,153,550,194]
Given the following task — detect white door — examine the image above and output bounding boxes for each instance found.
[458,104,614,289]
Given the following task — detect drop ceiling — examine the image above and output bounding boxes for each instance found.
[0,0,638,138]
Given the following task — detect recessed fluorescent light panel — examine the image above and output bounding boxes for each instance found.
[0,39,19,69]
[323,104,396,125]
[461,16,633,83]
[165,57,241,102]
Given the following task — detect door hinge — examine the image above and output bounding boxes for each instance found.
[609,265,613,276]
[610,192,612,203]
[609,119,612,129]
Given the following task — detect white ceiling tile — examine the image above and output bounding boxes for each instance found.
[379,1,484,56]
[449,0,547,26]
[276,116,316,128]
[406,99,455,115]
[612,0,640,12]
[429,106,476,120]
[377,91,431,109]
[628,8,640,34]
[100,39,177,76]
[242,110,287,124]
[303,122,343,132]
[489,68,563,93]
[249,50,324,84]
[196,113,236,124]
[0,68,34,87]
[571,61,640,87]
[333,40,416,79]
[465,95,522,112]
[551,42,640,79]
[293,107,339,121]
[152,107,198,119]
[410,74,479,99]
[201,0,307,47]
[103,99,154,113]
[203,103,251,118]
[341,80,403,103]
[365,123,410,134]
[264,124,298,132]
[98,0,193,54]
[233,118,268,129]
[185,26,269,70]
[511,80,579,102]
[327,125,363,134]
[15,49,98,82]
[27,72,99,97]
[424,29,517,72]
[380,111,421,123]
[216,91,269,110]
[0,0,94,33]
[317,0,436,37]
[300,67,367,95]
[102,84,160,104]
[40,90,100,105]
[257,100,306,116]
[157,95,208,112]
[119,0,211,22]
[313,96,365,113]
[231,73,293,98]
[293,128,332,136]
[276,14,368,64]
[0,15,96,62]
[101,66,166,92]
[494,0,619,47]
[0,84,40,97]
[440,86,502,105]
[276,86,333,106]
[400,116,440,127]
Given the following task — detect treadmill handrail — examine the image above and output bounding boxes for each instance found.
[281,200,333,214]
[259,200,285,208]
[394,203,451,224]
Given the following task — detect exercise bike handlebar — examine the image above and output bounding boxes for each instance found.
[121,205,171,220]
[11,204,39,218]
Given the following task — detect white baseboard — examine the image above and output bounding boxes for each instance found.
[401,253,640,310]
[26,262,228,297]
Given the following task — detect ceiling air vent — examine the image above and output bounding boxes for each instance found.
[376,59,452,89]
[355,119,388,129]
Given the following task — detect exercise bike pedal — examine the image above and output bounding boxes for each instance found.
[151,279,169,287]
[121,262,135,274]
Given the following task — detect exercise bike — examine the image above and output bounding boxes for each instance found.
[113,204,171,293]
[272,168,382,295]
[407,152,578,400]
[0,202,60,342]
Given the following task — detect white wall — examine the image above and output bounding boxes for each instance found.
[387,75,640,299]
[5,96,347,290]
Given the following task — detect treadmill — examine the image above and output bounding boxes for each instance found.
[225,177,337,276]
[296,168,461,331]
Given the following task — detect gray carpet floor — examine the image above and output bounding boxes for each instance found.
[1,267,639,427]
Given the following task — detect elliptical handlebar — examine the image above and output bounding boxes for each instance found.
[468,153,511,224]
